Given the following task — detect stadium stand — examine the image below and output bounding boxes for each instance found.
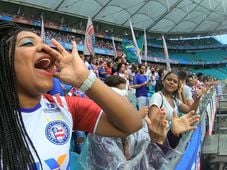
[1,0,227,169]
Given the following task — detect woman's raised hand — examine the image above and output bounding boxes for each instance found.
[139,106,149,119]
[147,108,168,144]
[171,110,200,136]
[44,39,89,87]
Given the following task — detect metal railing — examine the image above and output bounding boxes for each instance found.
[161,88,218,169]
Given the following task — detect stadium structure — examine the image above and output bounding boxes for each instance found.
[1,0,227,169]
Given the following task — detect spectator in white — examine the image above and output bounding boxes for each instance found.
[114,63,129,90]
[145,65,151,81]
[84,55,91,69]
[177,71,188,104]
[196,72,205,88]
[149,71,202,128]
[185,74,203,106]
[150,67,158,87]
[127,64,138,109]
[76,75,200,170]
[88,57,99,78]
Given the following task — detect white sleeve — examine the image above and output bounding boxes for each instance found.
[149,92,163,108]
[183,86,193,100]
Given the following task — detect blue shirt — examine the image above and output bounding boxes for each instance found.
[48,78,64,96]
[133,73,148,97]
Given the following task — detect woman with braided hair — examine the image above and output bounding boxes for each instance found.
[0,21,143,169]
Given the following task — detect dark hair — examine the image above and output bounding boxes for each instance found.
[116,63,125,72]
[157,68,164,77]
[106,61,112,67]
[162,71,178,81]
[138,63,145,69]
[154,69,164,92]
[186,74,193,84]
[197,72,203,78]
[0,21,41,169]
[104,75,126,87]
[177,71,187,81]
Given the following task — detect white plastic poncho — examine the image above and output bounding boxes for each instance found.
[75,121,182,170]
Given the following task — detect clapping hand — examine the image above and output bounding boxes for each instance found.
[139,106,149,119]
[147,109,168,144]
[171,110,200,137]
[194,89,203,100]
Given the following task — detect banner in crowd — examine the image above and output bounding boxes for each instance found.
[84,17,95,56]
[122,36,144,64]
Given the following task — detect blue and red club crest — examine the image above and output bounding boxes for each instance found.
[45,120,70,145]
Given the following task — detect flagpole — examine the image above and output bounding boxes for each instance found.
[112,36,117,59]
[162,34,171,71]
[129,18,141,64]
[144,28,147,64]
[41,17,45,42]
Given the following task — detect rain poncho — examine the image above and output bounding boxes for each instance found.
[75,121,182,170]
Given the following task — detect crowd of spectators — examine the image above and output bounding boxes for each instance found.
[64,50,220,169]
[0,12,123,50]
[1,10,226,66]
[0,16,222,169]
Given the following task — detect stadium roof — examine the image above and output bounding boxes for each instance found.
[3,0,227,35]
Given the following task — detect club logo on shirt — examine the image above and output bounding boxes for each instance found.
[44,103,61,113]
[47,103,55,108]
[45,121,70,145]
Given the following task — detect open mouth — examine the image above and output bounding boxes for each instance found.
[34,57,54,72]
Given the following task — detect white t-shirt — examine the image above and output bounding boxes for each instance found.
[183,85,193,100]
[149,92,181,121]
[21,94,102,169]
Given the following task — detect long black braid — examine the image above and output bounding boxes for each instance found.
[0,21,42,169]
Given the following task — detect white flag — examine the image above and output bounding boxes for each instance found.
[112,36,117,58]
[129,18,141,64]
[162,35,171,71]
[41,18,45,41]
[84,17,95,56]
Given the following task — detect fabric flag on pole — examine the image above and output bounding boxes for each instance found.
[122,39,138,64]
[137,35,144,57]
[162,34,171,71]
[144,28,147,64]
[41,18,45,42]
[128,18,142,64]
[112,36,117,58]
[84,17,95,56]
[122,36,144,64]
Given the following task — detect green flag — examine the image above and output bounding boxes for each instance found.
[122,36,144,64]
[137,35,144,56]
